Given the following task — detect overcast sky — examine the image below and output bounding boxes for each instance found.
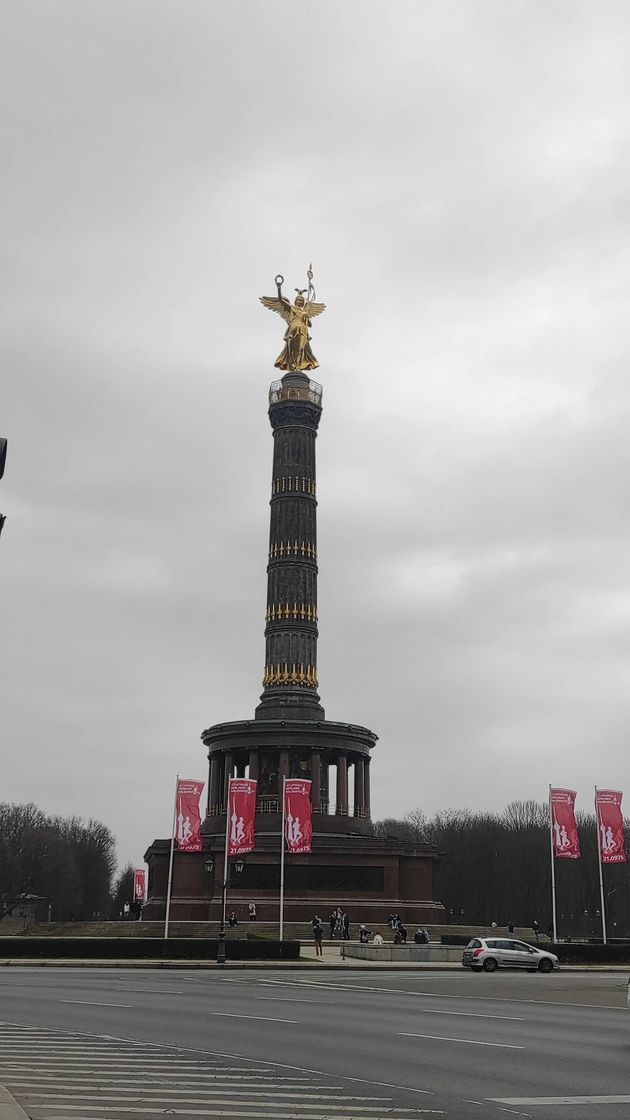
[3,1,630,869]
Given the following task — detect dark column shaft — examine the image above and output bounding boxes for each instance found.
[311,750,321,812]
[336,753,348,815]
[354,756,365,817]
[256,372,325,720]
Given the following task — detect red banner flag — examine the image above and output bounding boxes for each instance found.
[284,779,312,854]
[227,778,257,856]
[133,868,146,902]
[596,789,627,864]
[175,778,204,852]
[550,788,580,859]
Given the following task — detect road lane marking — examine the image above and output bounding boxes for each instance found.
[111,987,193,995]
[256,996,330,1004]
[208,1011,301,1025]
[399,1032,523,1049]
[281,978,627,1012]
[60,1001,131,1008]
[10,1090,393,1102]
[420,1008,525,1021]
[490,1096,630,1106]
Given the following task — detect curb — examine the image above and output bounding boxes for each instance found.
[0,1086,30,1120]
[0,958,628,972]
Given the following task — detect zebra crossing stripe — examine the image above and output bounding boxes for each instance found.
[0,1025,439,1118]
[21,1110,443,1119]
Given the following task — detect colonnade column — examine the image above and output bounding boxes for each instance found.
[353,756,365,817]
[208,754,220,815]
[279,749,289,799]
[223,752,233,807]
[364,756,371,819]
[311,750,321,813]
[336,753,348,816]
[248,749,259,781]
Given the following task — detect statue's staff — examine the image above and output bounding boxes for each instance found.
[307,263,315,303]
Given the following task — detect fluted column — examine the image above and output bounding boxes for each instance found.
[336,753,348,816]
[364,757,371,819]
[248,749,259,781]
[256,373,325,720]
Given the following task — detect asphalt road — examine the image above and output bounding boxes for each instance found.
[0,968,629,1120]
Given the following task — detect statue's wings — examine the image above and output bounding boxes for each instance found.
[306,301,326,318]
[260,295,292,325]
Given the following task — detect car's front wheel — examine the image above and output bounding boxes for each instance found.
[482,957,498,973]
[538,958,553,973]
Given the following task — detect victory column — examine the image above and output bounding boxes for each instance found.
[143,267,443,925]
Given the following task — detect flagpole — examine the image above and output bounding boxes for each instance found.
[594,786,608,945]
[217,778,232,966]
[279,776,286,942]
[548,785,557,942]
[164,774,179,940]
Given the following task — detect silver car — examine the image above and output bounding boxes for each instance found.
[462,936,559,973]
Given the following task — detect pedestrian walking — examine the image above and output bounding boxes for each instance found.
[312,915,323,957]
[532,919,540,942]
[248,901,257,922]
[507,920,514,934]
[342,912,350,940]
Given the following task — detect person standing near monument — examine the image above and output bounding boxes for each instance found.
[312,915,324,956]
[248,901,257,921]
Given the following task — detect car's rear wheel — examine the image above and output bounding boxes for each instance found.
[482,957,498,972]
[538,958,553,973]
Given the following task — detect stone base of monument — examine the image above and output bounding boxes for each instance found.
[143,830,445,925]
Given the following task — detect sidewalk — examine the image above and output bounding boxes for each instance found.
[1,946,628,971]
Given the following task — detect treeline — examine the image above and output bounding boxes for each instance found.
[375,801,630,937]
[0,802,133,922]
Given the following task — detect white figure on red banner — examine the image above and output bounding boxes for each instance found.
[291,816,303,844]
[177,811,184,840]
[601,823,615,852]
[182,816,192,843]
[236,817,245,842]
[230,810,238,843]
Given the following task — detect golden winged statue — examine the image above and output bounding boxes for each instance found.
[260,265,326,371]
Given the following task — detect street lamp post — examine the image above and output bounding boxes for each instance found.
[205,854,244,966]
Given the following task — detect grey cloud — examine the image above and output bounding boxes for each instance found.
[3,2,630,864]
